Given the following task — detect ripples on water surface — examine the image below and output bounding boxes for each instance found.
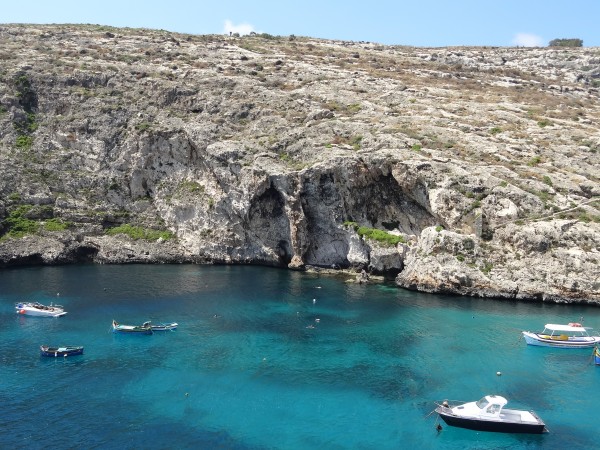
[1,265,599,449]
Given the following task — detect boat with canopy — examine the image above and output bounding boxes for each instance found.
[522,323,600,348]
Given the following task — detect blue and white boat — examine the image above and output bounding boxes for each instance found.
[522,323,600,348]
[40,345,83,357]
[112,320,152,335]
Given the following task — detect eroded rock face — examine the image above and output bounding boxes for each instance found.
[0,25,598,303]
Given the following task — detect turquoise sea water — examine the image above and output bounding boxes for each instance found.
[1,264,599,449]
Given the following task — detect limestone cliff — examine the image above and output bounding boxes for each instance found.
[0,25,598,303]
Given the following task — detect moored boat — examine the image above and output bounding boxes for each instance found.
[522,323,600,348]
[112,319,153,334]
[141,321,178,331]
[15,302,67,317]
[435,395,548,434]
[594,347,600,366]
[40,345,84,357]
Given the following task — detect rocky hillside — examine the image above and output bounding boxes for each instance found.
[0,24,599,303]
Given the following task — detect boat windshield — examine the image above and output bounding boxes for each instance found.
[476,398,489,409]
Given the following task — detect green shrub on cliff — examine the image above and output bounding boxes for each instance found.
[1,205,73,240]
[357,227,404,246]
[343,221,405,246]
[106,223,174,241]
[1,205,39,238]
[43,218,71,231]
[15,135,33,149]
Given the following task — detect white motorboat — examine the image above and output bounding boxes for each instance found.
[15,302,67,317]
[435,395,548,434]
[522,323,600,348]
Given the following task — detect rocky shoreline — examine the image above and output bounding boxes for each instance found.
[0,25,598,304]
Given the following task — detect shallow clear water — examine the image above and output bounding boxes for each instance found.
[1,265,599,449]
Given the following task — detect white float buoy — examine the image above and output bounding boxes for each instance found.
[496,371,502,376]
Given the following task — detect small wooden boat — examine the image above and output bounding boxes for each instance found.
[522,323,600,348]
[15,302,67,317]
[40,345,84,357]
[594,347,600,365]
[141,321,178,331]
[435,395,548,434]
[112,319,152,334]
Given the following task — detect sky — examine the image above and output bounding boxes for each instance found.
[1,0,599,48]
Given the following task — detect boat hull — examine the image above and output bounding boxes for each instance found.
[522,331,600,348]
[436,408,547,434]
[40,346,84,357]
[112,327,153,334]
[19,309,67,317]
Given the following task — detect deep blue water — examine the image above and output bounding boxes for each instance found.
[1,265,599,449]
